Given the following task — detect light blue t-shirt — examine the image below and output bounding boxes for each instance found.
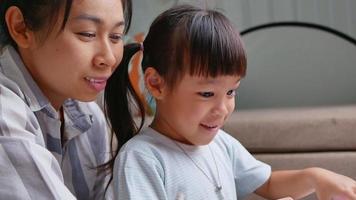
[114,127,271,200]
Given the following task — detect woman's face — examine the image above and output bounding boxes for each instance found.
[20,0,125,110]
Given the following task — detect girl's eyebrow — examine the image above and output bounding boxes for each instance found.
[197,78,241,85]
[196,79,216,85]
[73,14,125,28]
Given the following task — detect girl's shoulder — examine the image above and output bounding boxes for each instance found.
[213,129,249,157]
[120,127,169,154]
[214,129,243,146]
[117,127,181,169]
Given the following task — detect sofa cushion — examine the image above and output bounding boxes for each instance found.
[245,152,356,200]
[223,105,356,153]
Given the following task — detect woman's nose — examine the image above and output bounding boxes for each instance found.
[93,42,117,68]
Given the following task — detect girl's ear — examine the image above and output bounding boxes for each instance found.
[144,67,166,100]
[5,6,35,48]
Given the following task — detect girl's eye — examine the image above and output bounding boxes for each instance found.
[227,89,236,97]
[109,34,123,43]
[198,92,214,98]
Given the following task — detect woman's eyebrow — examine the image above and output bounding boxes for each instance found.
[73,14,125,27]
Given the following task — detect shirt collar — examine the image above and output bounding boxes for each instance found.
[63,99,94,134]
[0,46,94,134]
[0,46,51,112]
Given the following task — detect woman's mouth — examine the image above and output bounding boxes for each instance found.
[85,77,108,92]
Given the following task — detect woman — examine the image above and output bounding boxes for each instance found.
[0,0,131,199]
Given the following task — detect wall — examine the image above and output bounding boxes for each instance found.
[127,0,356,110]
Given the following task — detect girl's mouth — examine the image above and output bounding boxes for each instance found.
[200,123,220,132]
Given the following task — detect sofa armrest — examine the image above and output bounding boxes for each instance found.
[223,105,356,153]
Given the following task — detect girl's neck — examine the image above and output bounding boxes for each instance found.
[150,117,193,146]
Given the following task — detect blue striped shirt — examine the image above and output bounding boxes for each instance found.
[0,46,111,200]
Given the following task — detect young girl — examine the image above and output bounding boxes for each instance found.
[0,0,132,199]
[105,4,356,200]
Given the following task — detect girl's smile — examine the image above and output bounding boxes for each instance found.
[150,74,241,146]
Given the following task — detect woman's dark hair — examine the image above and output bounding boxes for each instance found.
[104,3,247,187]
[0,0,132,48]
[1,0,133,195]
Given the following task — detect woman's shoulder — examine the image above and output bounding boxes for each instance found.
[66,100,105,122]
[0,70,27,102]
[0,78,44,144]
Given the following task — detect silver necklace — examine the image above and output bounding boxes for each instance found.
[173,141,223,195]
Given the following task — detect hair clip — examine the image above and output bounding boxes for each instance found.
[140,42,144,52]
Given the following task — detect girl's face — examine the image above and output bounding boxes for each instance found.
[20,0,125,110]
[151,74,241,146]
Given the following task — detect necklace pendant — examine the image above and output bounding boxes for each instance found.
[216,186,224,200]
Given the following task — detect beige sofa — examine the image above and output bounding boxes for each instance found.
[223,105,356,200]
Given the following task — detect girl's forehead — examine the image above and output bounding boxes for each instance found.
[182,74,241,85]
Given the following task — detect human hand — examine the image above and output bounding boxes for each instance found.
[308,168,356,200]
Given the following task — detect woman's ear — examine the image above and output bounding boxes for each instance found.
[5,6,35,48]
[144,67,166,100]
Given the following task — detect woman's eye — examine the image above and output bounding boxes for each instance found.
[76,32,96,42]
[227,89,236,97]
[109,34,123,43]
[198,92,214,98]
[77,32,96,38]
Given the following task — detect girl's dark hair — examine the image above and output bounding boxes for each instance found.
[0,0,132,48]
[143,4,247,89]
[104,3,247,187]
[103,43,146,191]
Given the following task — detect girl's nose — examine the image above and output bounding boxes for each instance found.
[213,100,230,117]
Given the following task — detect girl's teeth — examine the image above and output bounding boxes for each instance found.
[203,124,217,128]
